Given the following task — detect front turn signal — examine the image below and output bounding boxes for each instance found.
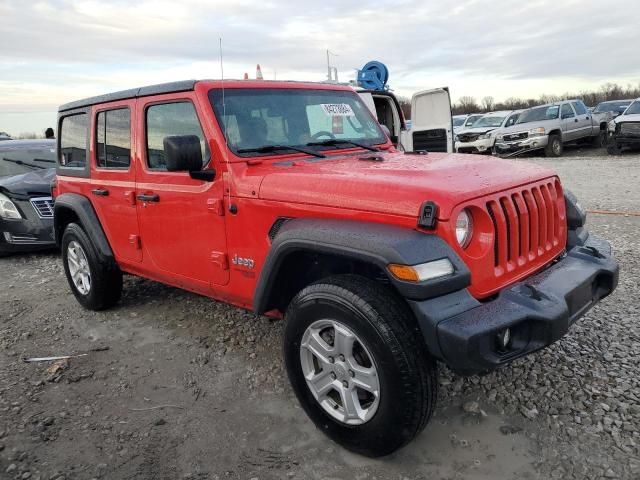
[388,259,454,283]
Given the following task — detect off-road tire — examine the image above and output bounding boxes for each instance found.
[607,143,623,155]
[284,274,438,457]
[61,223,122,311]
[545,134,563,157]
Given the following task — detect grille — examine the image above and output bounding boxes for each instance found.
[503,132,528,142]
[486,181,564,277]
[30,197,54,219]
[457,133,479,143]
[620,122,640,137]
[413,129,448,152]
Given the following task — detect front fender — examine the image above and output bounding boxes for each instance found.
[253,218,470,314]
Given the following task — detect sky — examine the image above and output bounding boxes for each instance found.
[1,0,639,136]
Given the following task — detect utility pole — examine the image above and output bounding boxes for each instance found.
[326,49,338,83]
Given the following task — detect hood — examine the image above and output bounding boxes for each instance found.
[457,127,498,136]
[615,114,640,124]
[258,152,556,220]
[0,168,55,196]
[500,118,558,134]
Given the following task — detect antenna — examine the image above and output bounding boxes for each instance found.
[219,37,232,212]
[219,37,229,159]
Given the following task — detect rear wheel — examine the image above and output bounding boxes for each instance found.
[545,134,563,157]
[61,223,122,310]
[284,275,438,457]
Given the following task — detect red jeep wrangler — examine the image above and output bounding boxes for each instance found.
[52,80,618,457]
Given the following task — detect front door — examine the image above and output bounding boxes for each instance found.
[571,101,594,140]
[405,88,454,153]
[561,103,578,141]
[90,101,142,263]
[135,96,229,287]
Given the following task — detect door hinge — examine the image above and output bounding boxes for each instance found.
[210,251,229,270]
[129,234,141,249]
[207,198,225,216]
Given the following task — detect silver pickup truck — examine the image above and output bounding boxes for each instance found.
[494,99,612,157]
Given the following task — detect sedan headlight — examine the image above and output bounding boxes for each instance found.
[529,127,545,138]
[454,135,459,142]
[479,133,492,140]
[608,120,616,132]
[496,134,504,141]
[0,192,22,219]
[456,209,473,248]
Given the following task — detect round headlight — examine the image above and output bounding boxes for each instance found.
[456,209,473,248]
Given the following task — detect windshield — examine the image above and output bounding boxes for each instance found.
[209,88,386,156]
[452,116,466,127]
[473,115,507,128]
[517,105,560,124]
[0,143,56,178]
[464,115,483,127]
[594,100,632,113]
[623,101,640,115]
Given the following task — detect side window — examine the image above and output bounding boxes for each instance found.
[96,108,131,169]
[561,104,575,119]
[572,101,588,116]
[60,113,88,167]
[146,102,209,170]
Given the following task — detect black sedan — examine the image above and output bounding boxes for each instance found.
[0,139,57,256]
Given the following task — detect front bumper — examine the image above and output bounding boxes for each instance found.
[409,234,618,375]
[455,137,494,154]
[609,133,640,148]
[0,196,55,255]
[494,135,549,155]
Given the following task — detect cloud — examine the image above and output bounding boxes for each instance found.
[1,0,640,135]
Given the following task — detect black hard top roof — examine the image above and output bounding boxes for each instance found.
[58,80,197,112]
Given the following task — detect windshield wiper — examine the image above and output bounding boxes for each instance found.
[306,139,379,152]
[237,145,326,158]
[33,158,56,163]
[1,157,46,170]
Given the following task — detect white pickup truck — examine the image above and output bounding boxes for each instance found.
[494,99,612,157]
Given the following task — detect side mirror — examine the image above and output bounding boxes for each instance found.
[163,135,215,181]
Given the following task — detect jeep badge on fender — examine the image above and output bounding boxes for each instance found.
[52,79,618,457]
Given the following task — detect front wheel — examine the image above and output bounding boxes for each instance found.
[607,143,623,155]
[592,130,606,148]
[545,134,563,157]
[61,223,122,311]
[284,275,438,457]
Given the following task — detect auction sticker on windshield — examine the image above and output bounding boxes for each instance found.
[321,104,355,116]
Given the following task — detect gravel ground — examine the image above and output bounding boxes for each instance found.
[0,148,639,479]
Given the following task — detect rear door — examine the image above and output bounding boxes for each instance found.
[90,101,142,263]
[405,88,453,153]
[135,95,229,288]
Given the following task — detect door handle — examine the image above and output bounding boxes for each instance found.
[137,193,160,202]
[91,188,109,196]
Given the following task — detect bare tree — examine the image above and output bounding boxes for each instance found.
[457,96,480,113]
[481,96,495,112]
